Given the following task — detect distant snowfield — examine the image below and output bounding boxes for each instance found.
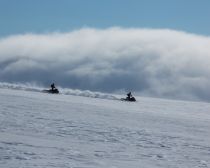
[0,87,210,168]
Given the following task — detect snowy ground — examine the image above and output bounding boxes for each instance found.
[0,87,210,168]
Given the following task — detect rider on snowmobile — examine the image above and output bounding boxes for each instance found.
[51,83,56,91]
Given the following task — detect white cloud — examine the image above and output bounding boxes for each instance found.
[0,27,210,101]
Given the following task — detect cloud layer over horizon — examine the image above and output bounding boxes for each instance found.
[0,27,210,101]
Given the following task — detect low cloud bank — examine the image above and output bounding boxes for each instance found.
[0,27,210,101]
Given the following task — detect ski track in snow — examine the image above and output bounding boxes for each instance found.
[0,87,210,168]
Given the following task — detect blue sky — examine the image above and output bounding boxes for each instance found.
[0,0,210,37]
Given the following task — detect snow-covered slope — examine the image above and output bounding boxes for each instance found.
[0,87,210,168]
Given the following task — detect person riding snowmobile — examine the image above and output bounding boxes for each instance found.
[120,92,136,101]
[127,92,132,99]
[51,83,56,91]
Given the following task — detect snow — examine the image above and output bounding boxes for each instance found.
[0,87,210,168]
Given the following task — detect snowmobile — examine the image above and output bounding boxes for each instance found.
[121,96,136,102]
[121,92,136,102]
[43,88,59,94]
